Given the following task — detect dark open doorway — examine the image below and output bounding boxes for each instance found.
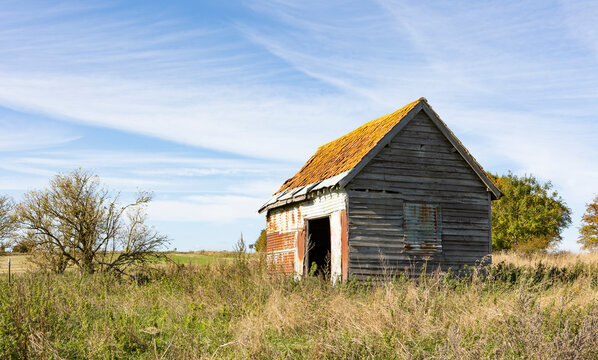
[306,217,331,276]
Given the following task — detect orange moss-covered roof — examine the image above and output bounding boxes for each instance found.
[276,98,425,194]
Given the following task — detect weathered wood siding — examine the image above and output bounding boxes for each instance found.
[346,110,491,278]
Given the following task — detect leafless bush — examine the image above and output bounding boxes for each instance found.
[15,169,168,275]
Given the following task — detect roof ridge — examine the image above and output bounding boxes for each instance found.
[316,98,427,151]
[275,98,424,194]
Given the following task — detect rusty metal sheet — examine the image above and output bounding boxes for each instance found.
[403,203,442,254]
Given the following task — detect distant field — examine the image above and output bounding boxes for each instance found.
[0,254,31,274]
[0,251,240,273]
[166,251,238,266]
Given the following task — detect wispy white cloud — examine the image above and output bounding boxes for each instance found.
[0,3,376,162]
[561,0,598,61]
[2,0,597,251]
[148,195,263,223]
[0,148,292,197]
[0,115,80,152]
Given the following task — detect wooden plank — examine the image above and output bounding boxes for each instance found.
[442,215,491,224]
[345,195,401,206]
[442,234,492,242]
[351,259,489,268]
[348,207,403,215]
[354,172,486,188]
[348,215,403,221]
[393,136,452,147]
[441,208,489,217]
[348,203,403,211]
[366,160,476,174]
[363,165,478,180]
[374,153,474,168]
[348,228,404,236]
[349,188,489,202]
[442,245,488,253]
[349,241,405,248]
[349,253,446,261]
[349,201,488,217]
[349,234,405,242]
[402,121,441,132]
[348,179,488,195]
[348,210,402,217]
[383,147,462,159]
[346,190,403,199]
[348,218,404,226]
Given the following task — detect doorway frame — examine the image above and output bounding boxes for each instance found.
[303,214,332,276]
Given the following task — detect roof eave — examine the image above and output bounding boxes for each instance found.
[257,171,350,213]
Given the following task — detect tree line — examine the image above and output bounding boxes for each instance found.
[0,169,169,275]
[487,172,597,252]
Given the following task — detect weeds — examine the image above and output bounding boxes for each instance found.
[0,253,597,359]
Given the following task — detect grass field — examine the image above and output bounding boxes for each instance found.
[0,252,237,274]
[166,251,237,266]
[0,254,31,274]
[0,251,597,359]
[494,250,598,267]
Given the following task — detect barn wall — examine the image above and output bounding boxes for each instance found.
[266,189,347,279]
[346,110,491,278]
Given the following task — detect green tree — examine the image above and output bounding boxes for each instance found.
[254,229,267,252]
[15,169,169,274]
[0,195,16,250]
[578,195,598,251]
[11,236,37,253]
[489,172,572,252]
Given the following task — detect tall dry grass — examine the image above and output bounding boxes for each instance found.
[494,250,598,267]
[0,252,597,359]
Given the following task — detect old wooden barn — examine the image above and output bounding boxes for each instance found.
[258,98,502,281]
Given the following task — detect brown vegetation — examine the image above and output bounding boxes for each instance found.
[1,251,597,359]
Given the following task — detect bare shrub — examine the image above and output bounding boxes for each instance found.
[15,169,168,275]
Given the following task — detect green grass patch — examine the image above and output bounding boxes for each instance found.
[166,252,236,266]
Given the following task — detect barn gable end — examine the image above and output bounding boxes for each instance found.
[345,110,492,278]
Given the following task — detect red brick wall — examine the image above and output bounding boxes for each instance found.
[266,232,295,253]
[267,251,295,273]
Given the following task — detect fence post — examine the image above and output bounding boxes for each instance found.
[8,258,11,285]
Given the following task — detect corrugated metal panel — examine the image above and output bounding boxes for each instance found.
[301,189,347,219]
[403,203,442,254]
[259,172,350,213]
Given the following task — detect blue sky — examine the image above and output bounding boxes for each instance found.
[1,0,597,251]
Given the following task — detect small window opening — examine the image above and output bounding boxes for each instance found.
[403,203,442,253]
[305,217,331,276]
